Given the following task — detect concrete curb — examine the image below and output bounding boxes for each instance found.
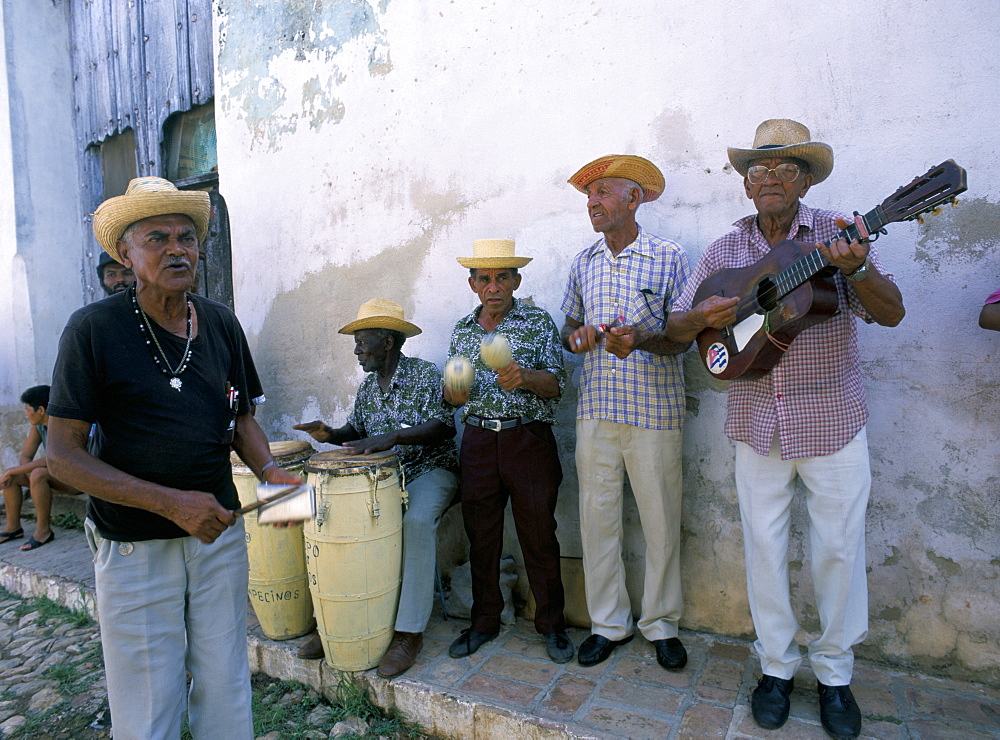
[0,559,97,618]
[247,631,595,739]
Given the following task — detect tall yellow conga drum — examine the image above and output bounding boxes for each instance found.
[231,441,316,640]
[304,448,405,671]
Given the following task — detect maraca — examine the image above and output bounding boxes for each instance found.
[444,355,474,395]
[480,332,512,370]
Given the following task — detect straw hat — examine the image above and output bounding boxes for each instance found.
[338,298,422,337]
[567,155,665,203]
[92,177,211,263]
[456,239,532,269]
[727,119,834,184]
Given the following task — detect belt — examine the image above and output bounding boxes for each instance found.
[465,414,533,432]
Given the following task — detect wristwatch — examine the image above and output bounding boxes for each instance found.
[845,257,871,283]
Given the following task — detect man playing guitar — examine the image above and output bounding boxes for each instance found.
[666,119,905,740]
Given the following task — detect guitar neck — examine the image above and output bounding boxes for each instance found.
[770,205,887,300]
[729,159,965,328]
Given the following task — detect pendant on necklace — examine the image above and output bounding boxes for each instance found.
[170,377,183,392]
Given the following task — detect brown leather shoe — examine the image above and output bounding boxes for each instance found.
[296,633,324,660]
[377,631,423,677]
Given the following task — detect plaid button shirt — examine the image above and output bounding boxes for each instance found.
[561,227,691,430]
[675,204,896,459]
[346,354,459,480]
[448,299,566,425]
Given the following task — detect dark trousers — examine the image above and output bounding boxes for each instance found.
[460,420,566,634]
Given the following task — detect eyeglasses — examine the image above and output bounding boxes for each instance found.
[746,163,802,184]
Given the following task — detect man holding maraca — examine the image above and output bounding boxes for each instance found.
[443,238,573,664]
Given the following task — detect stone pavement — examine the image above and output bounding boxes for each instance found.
[2,526,1000,739]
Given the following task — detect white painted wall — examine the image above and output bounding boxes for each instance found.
[214,0,1000,680]
[0,0,87,401]
[0,0,87,467]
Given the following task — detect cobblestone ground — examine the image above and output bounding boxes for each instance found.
[0,594,110,739]
[0,591,426,739]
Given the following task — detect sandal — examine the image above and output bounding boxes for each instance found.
[20,531,55,551]
[0,528,24,544]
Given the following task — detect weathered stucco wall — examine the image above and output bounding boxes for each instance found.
[0,0,85,459]
[214,1,1000,682]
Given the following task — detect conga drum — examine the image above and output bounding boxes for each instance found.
[231,440,316,640]
[303,448,406,671]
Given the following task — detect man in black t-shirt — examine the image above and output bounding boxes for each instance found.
[46,177,299,740]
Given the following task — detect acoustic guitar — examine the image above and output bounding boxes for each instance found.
[693,159,967,381]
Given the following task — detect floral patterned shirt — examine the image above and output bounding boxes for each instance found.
[448,299,566,425]
[347,354,459,480]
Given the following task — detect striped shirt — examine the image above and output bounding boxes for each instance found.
[448,299,566,425]
[561,227,691,430]
[675,204,895,459]
[346,354,459,480]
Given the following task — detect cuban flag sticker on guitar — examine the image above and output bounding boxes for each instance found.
[706,342,729,374]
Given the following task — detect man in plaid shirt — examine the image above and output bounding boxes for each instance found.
[668,120,905,739]
[561,155,692,672]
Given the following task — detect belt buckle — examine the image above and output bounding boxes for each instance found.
[482,419,503,432]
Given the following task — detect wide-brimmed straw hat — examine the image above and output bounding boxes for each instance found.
[92,177,211,263]
[338,298,422,337]
[567,155,664,203]
[456,239,532,269]
[727,119,834,184]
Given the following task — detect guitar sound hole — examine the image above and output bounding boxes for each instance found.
[755,277,778,312]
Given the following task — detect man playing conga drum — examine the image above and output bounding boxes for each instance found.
[295,298,459,677]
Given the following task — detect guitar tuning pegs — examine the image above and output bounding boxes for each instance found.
[916,215,925,224]
[931,206,942,216]
[952,197,959,207]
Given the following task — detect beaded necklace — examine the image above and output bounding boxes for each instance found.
[131,285,193,391]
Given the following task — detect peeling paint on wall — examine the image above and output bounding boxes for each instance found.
[914,197,1000,272]
[216,0,389,150]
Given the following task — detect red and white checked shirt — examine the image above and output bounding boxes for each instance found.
[675,204,896,459]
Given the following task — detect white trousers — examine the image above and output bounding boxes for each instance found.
[394,468,458,633]
[86,519,253,740]
[576,419,684,641]
[735,427,870,686]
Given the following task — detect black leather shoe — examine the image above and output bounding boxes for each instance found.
[653,637,687,671]
[751,674,794,729]
[577,633,634,666]
[544,631,575,663]
[817,682,861,739]
[448,628,499,658]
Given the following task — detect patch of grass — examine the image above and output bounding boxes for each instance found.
[249,674,429,739]
[52,511,85,530]
[43,656,97,695]
[327,674,428,737]
[250,676,324,738]
[9,702,69,739]
[13,595,94,628]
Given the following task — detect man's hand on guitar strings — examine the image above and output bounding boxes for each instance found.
[817,218,869,274]
[691,295,740,330]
